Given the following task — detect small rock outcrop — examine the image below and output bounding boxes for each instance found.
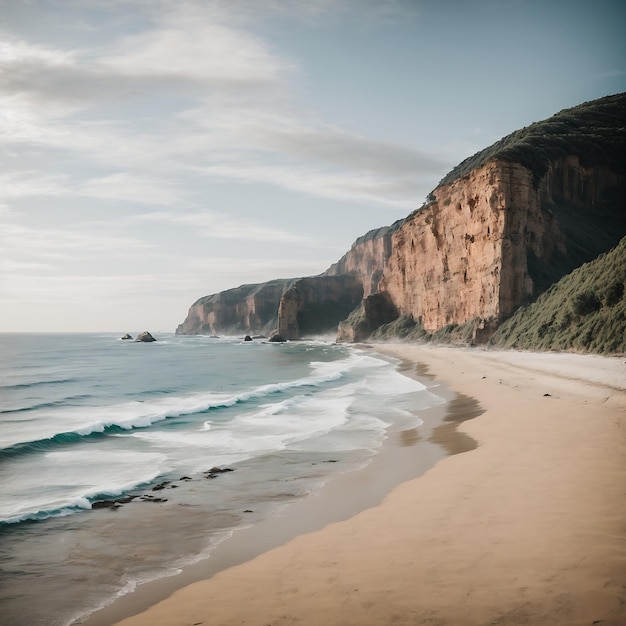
[135,331,156,342]
[268,332,286,343]
[121,333,133,340]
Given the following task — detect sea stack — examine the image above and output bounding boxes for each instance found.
[135,331,156,342]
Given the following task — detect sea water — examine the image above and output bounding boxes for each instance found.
[0,333,444,626]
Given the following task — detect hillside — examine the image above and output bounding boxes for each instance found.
[436,93,626,189]
[489,236,626,354]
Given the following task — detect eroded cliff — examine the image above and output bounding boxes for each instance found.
[374,156,625,336]
[277,275,364,339]
[175,218,400,338]
[175,279,294,336]
[324,220,403,298]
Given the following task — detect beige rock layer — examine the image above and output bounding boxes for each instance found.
[379,156,620,334]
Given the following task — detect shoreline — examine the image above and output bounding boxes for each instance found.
[79,348,464,626]
[94,345,626,626]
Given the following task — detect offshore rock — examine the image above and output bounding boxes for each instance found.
[268,332,286,342]
[135,331,156,342]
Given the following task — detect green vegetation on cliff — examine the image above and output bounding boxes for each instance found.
[437,92,626,188]
[369,315,479,345]
[489,236,626,354]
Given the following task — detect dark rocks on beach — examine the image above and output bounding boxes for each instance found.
[121,333,133,340]
[135,331,157,342]
[152,481,171,491]
[179,476,192,481]
[92,500,122,510]
[139,495,167,503]
[204,467,234,479]
[91,495,136,509]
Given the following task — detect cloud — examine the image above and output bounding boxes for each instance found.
[198,163,432,208]
[79,173,185,205]
[0,222,154,264]
[131,210,316,244]
[0,1,442,210]
[0,11,289,107]
[0,171,185,205]
[185,255,326,280]
[0,171,68,198]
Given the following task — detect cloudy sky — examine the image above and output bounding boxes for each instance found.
[1,0,624,332]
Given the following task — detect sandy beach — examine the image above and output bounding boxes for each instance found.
[110,345,626,626]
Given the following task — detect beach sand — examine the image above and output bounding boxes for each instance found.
[111,345,626,626]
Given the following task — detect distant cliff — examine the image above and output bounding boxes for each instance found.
[176,280,293,336]
[177,93,626,348]
[324,220,404,298]
[176,223,399,338]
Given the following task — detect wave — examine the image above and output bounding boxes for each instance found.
[0,454,165,525]
[1,496,93,525]
[0,353,373,456]
[0,394,94,415]
[0,377,79,391]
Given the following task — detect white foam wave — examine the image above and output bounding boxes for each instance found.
[1,352,374,450]
[0,450,167,523]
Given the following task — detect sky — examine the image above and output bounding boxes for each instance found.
[1,0,624,333]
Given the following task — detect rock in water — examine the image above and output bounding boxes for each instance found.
[121,333,133,340]
[244,335,253,341]
[135,331,156,342]
[268,331,286,343]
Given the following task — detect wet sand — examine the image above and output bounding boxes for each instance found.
[80,349,456,626]
[109,345,626,626]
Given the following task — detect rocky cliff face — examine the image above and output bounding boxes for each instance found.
[324,221,403,298]
[374,155,625,336]
[177,94,626,343]
[277,275,363,339]
[175,226,395,338]
[175,279,293,336]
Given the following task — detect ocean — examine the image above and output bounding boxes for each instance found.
[0,332,446,626]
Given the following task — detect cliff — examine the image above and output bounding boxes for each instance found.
[175,279,294,336]
[376,155,624,334]
[177,93,626,348]
[176,224,398,338]
[276,275,363,339]
[339,93,626,344]
[175,273,366,339]
[489,235,626,354]
[323,220,403,298]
